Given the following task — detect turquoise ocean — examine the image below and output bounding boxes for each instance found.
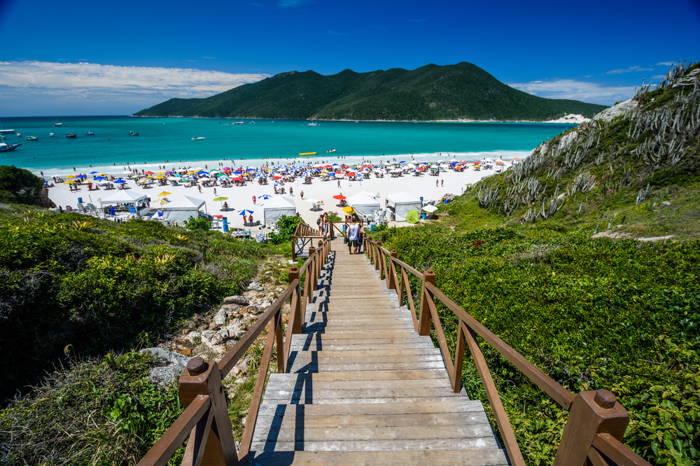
[0,116,574,173]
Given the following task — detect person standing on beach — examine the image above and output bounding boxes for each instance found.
[252,195,256,205]
[300,190,304,199]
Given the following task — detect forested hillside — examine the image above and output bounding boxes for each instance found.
[136,62,605,121]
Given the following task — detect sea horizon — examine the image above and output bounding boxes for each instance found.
[1,115,574,173]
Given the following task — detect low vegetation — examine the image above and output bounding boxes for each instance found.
[372,64,699,465]
[0,201,273,402]
[0,351,181,465]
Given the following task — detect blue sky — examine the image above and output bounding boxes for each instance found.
[1,0,698,116]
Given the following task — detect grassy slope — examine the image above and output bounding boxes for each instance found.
[0,204,277,401]
[372,66,700,464]
[136,62,605,120]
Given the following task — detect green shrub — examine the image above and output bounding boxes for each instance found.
[0,207,272,401]
[268,215,302,244]
[0,351,181,464]
[184,215,211,231]
[0,165,44,205]
[378,223,699,465]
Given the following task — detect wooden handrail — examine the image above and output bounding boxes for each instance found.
[363,238,650,466]
[424,281,575,410]
[140,238,331,465]
[137,395,211,466]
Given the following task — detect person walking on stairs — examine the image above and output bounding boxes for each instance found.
[347,215,361,254]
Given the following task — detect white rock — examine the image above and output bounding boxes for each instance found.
[593,99,638,123]
[213,307,227,326]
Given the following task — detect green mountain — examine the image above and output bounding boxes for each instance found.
[135,62,606,121]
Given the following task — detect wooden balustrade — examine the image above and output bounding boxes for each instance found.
[362,238,650,466]
[139,239,330,466]
[291,221,329,259]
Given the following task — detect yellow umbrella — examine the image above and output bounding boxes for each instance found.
[158,191,172,197]
[342,206,354,214]
[66,175,76,178]
[64,180,77,184]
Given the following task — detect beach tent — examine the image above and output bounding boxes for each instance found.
[347,191,380,220]
[150,195,206,225]
[262,196,296,226]
[99,190,148,207]
[387,191,422,222]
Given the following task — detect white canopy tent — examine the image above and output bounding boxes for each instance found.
[387,191,422,221]
[347,191,380,220]
[99,190,148,207]
[262,196,296,226]
[152,195,206,225]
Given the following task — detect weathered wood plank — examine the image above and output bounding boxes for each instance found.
[253,449,508,465]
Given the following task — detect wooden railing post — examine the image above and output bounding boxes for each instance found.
[307,246,317,296]
[179,357,238,465]
[387,251,398,290]
[289,267,302,334]
[375,241,382,272]
[554,389,630,466]
[418,269,436,336]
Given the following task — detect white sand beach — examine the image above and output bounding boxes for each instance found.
[44,153,514,231]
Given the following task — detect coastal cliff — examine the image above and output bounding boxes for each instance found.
[136,62,606,121]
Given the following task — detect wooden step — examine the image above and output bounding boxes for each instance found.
[267,369,449,383]
[257,399,483,417]
[250,436,500,453]
[253,449,508,465]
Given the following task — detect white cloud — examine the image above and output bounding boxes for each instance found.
[656,61,676,66]
[606,65,653,75]
[509,79,636,105]
[0,61,267,115]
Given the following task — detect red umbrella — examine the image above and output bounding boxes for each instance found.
[346,172,356,177]
[333,194,346,200]
[145,171,154,175]
[233,176,244,182]
[273,176,282,180]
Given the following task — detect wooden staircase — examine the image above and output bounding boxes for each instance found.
[250,247,508,465]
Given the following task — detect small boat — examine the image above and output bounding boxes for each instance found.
[86,131,95,136]
[54,122,64,127]
[325,148,336,153]
[0,129,15,135]
[25,136,38,141]
[307,122,319,127]
[298,152,318,156]
[65,133,77,139]
[15,133,21,137]
[0,143,21,152]
[191,136,206,141]
[129,131,139,136]
[232,121,245,125]
[49,132,55,137]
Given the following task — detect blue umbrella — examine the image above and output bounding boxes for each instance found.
[259,194,270,200]
[94,176,106,180]
[237,209,254,216]
[90,171,98,174]
[114,179,126,184]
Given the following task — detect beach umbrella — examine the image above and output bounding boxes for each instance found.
[64,179,77,184]
[342,206,354,214]
[237,209,254,216]
[333,195,346,200]
[213,196,228,202]
[259,194,271,200]
[233,176,245,182]
[94,176,106,181]
[145,171,154,175]
[158,191,172,197]
[67,175,76,178]
[114,179,126,184]
[89,171,98,174]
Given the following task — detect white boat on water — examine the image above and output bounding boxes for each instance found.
[54,122,64,127]
[307,122,319,127]
[191,136,206,141]
[0,129,15,135]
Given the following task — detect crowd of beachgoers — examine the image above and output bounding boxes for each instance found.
[44,155,515,232]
